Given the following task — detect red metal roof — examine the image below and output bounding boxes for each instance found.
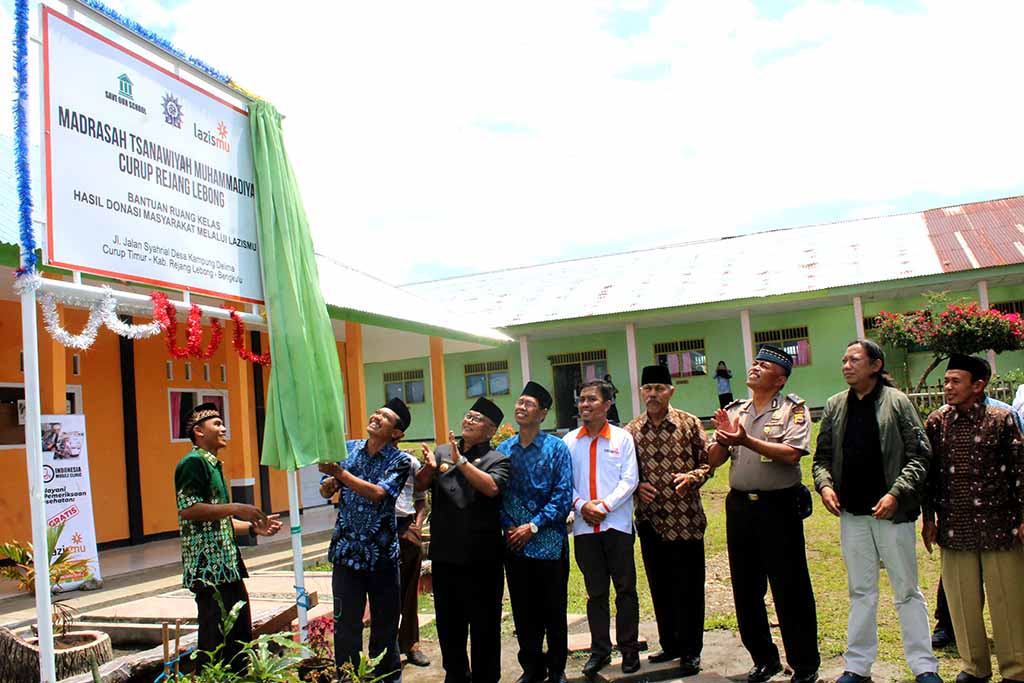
[923,197,1024,272]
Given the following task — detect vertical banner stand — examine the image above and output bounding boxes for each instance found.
[21,286,57,683]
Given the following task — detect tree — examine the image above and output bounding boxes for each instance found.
[874,298,1024,390]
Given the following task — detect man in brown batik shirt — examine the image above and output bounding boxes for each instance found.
[626,364,711,677]
[923,354,1024,683]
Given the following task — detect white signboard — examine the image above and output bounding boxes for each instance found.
[43,8,263,303]
[41,414,101,591]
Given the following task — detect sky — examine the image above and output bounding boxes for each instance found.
[2,0,1023,283]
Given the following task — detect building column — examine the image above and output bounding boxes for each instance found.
[853,296,866,338]
[343,322,368,439]
[519,336,531,384]
[978,280,997,373]
[429,336,449,443]
[37,305,66,415]
[625,323,641,420]
[740,309,754,398]
[224,313,259,545]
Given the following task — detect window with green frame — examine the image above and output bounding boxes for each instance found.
[754,326,812,366]
[653,338,706,378]
[384,369,426,404]
[465,360,510,398]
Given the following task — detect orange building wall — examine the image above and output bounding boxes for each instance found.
[0,303,128,545]
[133,320,260,537]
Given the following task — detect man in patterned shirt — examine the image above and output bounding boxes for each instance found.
[625,364,711,677]
[174,403,282,667]
[319,398,412,683]
[922,354,1024,683]
[499,381,573,683]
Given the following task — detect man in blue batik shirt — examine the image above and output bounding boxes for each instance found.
[499,381,574,683]
[319,398,412,683]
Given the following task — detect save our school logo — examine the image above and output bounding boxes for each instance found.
[162,92,184,128]
[105,73,147,114]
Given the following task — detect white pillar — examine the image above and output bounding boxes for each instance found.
[853,296,865,338]
[518,336,530,384]
[625,323,642,419]
[20,288,56,683]
[978,281,997,373]
[741,310,754,398]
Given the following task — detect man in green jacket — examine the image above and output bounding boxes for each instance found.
[812,339,940,683]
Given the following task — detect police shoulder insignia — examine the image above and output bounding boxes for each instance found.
[786,393,805,405]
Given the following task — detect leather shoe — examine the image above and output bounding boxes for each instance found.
[791,671,819,683]
[621,651,641,674]
[547,673,568,683]
[955,673,991,683]
[836,673,871,683]
[748,662,784,683]
[648,650,679,664]
[582,654,611,677]
[405,648,430,667]
[932,627,954,649]
[678,656,701,677]
[515,674,545,683]
[915,673,942,683]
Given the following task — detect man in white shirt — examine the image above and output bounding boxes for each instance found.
[564,379,640,678]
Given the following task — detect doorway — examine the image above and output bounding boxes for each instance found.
[548,350,608,430]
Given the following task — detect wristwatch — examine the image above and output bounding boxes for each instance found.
[455,457,468,468]
[248,522,257,538]
[528,522,538,534]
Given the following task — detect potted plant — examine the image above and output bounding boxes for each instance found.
[297,615,334,682]
[0,522,113,682]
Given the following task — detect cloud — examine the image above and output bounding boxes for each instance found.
[10,0,1024,283]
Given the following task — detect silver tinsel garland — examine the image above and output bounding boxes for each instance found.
[32,281,164,349]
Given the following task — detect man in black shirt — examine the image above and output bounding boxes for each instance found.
[812,340,940,683]
[416,397,510,683]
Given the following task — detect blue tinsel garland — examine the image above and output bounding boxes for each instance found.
[13,0,35,274]
[77,0,231,84]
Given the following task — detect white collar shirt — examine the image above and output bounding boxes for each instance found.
[563,422,638,536]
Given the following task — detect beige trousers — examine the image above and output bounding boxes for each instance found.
[941,545,1024,679]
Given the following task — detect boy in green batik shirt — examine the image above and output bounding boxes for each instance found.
[175,403,282,667]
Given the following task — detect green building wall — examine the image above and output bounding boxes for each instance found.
[358,282,1024,439]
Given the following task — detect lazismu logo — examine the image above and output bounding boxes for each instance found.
[193,120,231,153]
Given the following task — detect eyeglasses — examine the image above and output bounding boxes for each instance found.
[463,412,490,425]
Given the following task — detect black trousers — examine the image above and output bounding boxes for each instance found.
[934,577,983,635]
[726,489,820,676]
[573,529,640,658]
[718,393,734,409]
[432,559,504,683]
[505,550,570,679]
[194,580,253,668]
[397,516,424,654]
[332,563,402,683]
[637,521,705,659]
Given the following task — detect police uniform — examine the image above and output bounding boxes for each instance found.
[720,390,820,679]
[429,439,511,683]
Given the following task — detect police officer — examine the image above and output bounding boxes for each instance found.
[416,397,510,683]
[709,345,819,683]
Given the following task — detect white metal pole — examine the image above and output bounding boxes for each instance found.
[978,281,997,373]
[286,471,308,640]
[20,289,56,683]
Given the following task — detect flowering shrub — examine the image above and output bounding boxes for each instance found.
[874,300,1024,389]
[490,423,516,448]
[306,615,334,661]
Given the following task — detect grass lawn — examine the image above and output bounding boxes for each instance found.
[347,430,981,678]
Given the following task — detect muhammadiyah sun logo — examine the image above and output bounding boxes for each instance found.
[162,93,183,129]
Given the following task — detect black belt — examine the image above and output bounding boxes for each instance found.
[730,485,800,502]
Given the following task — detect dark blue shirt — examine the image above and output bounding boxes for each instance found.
[326,440,410,571]
[498,432,573,560]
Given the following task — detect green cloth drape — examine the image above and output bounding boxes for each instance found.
[249,101,347,470]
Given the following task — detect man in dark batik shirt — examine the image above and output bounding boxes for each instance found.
[319,398,412,683]
[923,354,1024,683]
